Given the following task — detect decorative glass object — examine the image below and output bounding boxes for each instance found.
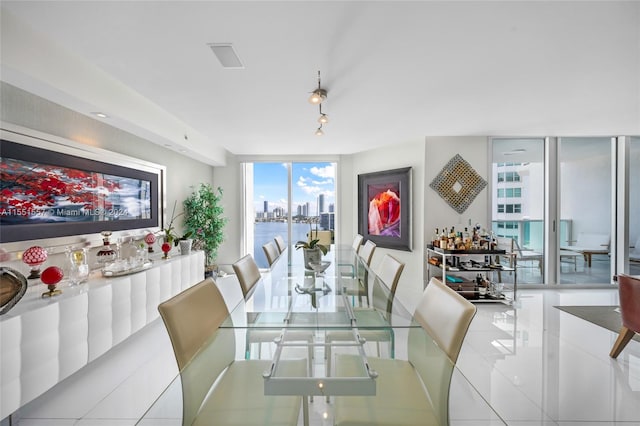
[41,266,64,298]
[308,261,331,277]
[144,232,156,253]
[22,246,48,279]
[97,231,117,265]
[67,247,89,286]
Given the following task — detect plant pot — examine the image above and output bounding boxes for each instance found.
[179,239,193,255]
[303,248,322,270]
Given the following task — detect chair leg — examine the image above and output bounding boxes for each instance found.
[302,395,309,426]
[610,326,636,358]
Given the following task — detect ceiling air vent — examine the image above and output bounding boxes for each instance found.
[208,43,244,69]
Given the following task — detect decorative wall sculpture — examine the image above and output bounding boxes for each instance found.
[429,154,487,214]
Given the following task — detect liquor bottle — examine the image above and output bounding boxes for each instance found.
[489,231,497,250]
[463,227,471,250]
[433,228,439,248]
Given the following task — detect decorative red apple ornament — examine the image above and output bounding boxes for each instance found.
[161,242,171,259]
[41,266,64,298]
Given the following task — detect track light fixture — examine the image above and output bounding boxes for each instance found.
[309,71,329,135]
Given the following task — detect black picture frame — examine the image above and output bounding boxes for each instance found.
[0,139,160,243]
[358,167,411,251]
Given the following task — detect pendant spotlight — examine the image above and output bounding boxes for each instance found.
[309,71,329,135]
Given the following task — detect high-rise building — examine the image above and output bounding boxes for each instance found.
[318,194,326,214]
[328,203,334,213]
[263,200,268,213]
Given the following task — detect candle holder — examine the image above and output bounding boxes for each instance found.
[41,266,64,298]
[67,247,89,286]
[22,246,48,279]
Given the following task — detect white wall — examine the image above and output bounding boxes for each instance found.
[425,136,490,238]
[348,140,426,314]
[212,153,242,268]
[0,83,215,259]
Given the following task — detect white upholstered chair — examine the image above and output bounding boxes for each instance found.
[345,240,377,305]
[232,254,314,374]
[232,254,262,299]
[157,278,307,426]
[274,235,287,254]
[325,254,405,401]
[352,234,364,254]
[262,240,280,267]
[333,277,477,426]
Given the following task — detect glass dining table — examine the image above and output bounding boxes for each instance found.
[137,245,505,425]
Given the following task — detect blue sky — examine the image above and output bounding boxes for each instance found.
[253,162,335,215]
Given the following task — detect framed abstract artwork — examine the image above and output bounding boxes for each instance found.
[0,138,160,243]
[358,167,411,251]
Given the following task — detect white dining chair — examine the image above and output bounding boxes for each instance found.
[157,278,307,426]
[333,277,476,426]
[262,240,280,267]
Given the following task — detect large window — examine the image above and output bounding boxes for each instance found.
[491,136,638,286]
[247,161,336,268]
[559,137,612,284]
[491,138,545,284]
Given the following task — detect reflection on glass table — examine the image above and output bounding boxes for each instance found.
[138,246,506,425]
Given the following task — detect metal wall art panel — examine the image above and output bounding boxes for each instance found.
[429,154,487,214]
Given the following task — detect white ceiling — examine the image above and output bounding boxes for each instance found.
[1,1,638,163]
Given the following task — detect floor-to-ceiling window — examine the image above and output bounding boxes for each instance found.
[247,161,336,268]
[558,137,613,284]
[490,136,639,286]
[491,138,546,284]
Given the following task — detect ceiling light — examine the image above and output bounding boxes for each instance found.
[309,89,327,105]
[92,112,108,118]
[308,70,327,104]
[309,71,329,135]
[318,103,329,124]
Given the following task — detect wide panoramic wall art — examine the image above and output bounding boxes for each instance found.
[358,167,411,251]
[0,139,159,243]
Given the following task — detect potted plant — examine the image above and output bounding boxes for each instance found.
[162,200,184,248]
[183,183,227,277]
[295,238,328,269]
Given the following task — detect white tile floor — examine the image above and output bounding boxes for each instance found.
[5,287,640,426]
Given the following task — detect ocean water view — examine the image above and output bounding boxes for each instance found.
[253,222,315,268]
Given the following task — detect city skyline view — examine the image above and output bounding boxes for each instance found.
[253,162,335,218]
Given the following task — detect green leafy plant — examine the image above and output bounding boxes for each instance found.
[183,183,227,267]
[294,239,328,255]
[295,217,328,254]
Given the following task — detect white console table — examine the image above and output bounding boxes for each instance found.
[0,251,204,419]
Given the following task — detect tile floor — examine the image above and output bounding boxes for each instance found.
[5,287,640,425]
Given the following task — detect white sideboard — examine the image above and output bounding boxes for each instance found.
[0,251,204,419]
